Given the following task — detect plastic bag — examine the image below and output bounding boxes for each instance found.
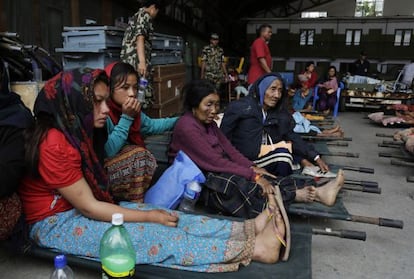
[144,150,206,209]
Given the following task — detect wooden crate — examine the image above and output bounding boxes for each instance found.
[145,96,183,118]
[153,73,185,105]
[153,63,185,81]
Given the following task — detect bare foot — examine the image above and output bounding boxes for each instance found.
[254,193,280,234]
[252,207,285,263]
[295,186,316,203]
[314,169,345,206]
[254,206,271,234]
[322,125,340,134]
[330,131,344,138]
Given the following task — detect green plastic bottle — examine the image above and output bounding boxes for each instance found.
[100,213,136,279]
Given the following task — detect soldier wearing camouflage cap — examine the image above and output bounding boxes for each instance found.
[200,33,228,90]
[120,0,161,108]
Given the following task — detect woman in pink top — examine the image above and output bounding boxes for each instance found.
[316,66,339,114]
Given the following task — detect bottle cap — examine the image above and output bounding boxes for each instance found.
[187,181,202,193]
[112,213,124,226]
[139,78,148,87]
[54,254,67,269]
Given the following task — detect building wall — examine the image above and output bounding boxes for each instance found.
[384,0,414,16]
[295,0,356,17]
[290,0,414,17]
[248,0,414,76]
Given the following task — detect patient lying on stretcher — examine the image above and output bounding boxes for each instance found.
[394,128,414,155]
[292,111,344,138]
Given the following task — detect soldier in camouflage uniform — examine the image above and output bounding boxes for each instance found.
[120,0,161,109]
[200,33,228,91]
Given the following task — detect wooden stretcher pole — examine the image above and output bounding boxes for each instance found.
[382,140,403,146]
[326,142,349,147]
[378,143,401,148]
[330,165,374,173]
[344,179,378,188]
[376,133,394,138]
[236,57,244,74]
[379,152,414,162]
[302,136,353,141]
[319,151,359,158]
[312,228,366,241]
[342,185,381,194]
[350,215,404,229]
[390,159,414,167]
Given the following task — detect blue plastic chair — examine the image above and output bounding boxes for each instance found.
[278,72,294,89]
[313,82,344,117]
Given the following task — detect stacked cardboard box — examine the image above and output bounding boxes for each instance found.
[146,63,186,118]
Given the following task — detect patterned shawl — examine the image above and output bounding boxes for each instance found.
[34,68,113,203]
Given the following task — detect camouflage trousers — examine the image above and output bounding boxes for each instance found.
[205,73,223,91]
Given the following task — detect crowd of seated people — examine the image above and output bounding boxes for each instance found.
[16,67,290,271]
[1,55,350,272]
[170,78,344,219]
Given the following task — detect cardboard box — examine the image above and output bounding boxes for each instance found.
[145,96,183,118]
[153,73,185,104]
[153,63,185,80]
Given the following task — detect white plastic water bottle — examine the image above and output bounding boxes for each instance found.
[178,181,202,212]
[137,77,148,103]
[50,254,74,279]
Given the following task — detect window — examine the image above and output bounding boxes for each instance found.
[301,11,327,18]
[300,30,315,46]
[345,30,362,46]
[394,30,412,46]
[355,0,384,17]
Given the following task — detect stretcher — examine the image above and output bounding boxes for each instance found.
[285,169,404,228]
[329,164,374,174]
[290,170,381,195]
[144,134,402,229]
[376,133,414,162]
[7,220,366,279]
[314,177,380,194]
[379,147,414,162]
